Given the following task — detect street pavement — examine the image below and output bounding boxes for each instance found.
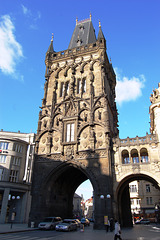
[0,223,160,239]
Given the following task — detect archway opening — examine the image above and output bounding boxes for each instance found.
[74,180,93,219]
[117,174,160,227]
[40,164,94,221]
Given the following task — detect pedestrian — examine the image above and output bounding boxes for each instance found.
[110,218,114,232]
[114,219,122,240]
[80,223,84,232]
[106,219,110,232]
[104,216,110,232]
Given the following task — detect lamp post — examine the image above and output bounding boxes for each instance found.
[100,194,111,230]
[10,195,20,229]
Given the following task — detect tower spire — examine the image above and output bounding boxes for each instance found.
[98,20,105,40]
[46,33,54,53]
[90,12,92,21]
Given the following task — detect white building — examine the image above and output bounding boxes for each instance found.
[129,180,160,219]
[0,130,35,223]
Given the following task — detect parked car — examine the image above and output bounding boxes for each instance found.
[135,218,150,225]
[73,219,81,227]
[81,218,90,226]
[55,219,77,231]
[88,218,94,222]
[38,217,62,230]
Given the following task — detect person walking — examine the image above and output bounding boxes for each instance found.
[114,219,122,240]
[110,218,114,232]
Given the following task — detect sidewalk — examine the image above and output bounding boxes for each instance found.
[0,223,37,234]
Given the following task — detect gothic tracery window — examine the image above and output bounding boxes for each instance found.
[66,123,75,142]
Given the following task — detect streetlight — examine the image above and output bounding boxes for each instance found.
[100,194,112,230]
[10,195,20,229]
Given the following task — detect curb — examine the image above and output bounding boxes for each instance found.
[0,228,39,234]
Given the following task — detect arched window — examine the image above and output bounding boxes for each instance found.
[131,149,139,163]
[82,78,86,93]
[140,148,149,163]
[122,150,130,164]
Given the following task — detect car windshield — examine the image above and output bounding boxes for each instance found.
[43,218,53,222]
[63,220,72,223]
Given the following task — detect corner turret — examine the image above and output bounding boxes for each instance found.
[150,83,160,141]
[45,34,55,79]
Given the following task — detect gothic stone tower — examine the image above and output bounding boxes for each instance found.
[30,16,118,229]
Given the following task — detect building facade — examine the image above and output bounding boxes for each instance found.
[29,16,160,228]
[73,193,82,218]
[0,130,35,223]
[129,180,160,220]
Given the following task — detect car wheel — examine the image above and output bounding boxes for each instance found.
[50,225,54,230]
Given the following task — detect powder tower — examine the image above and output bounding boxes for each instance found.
[30,15,119,229]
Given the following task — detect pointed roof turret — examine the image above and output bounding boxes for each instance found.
[46,34,54,53]
[68,15,96,49]
[98,20,105,40]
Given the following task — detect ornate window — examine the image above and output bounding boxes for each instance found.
[131,149,139,163]
[82,78,86,93]
[66,123,75,142]
[77,79,81,94]
[65,82,69,96]
[60,82,64,97]
[122,150,130,164]
[140,148,148,163]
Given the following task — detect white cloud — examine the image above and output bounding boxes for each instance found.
[0,15,23,75]
[21,4,31,16]
[21,5,41,30]
[115,68,145,105]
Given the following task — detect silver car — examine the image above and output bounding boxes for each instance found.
[55,219,77,231]
[38,217,62,230]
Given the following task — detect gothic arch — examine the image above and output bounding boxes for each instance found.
[117,171,160,189]
[116,173,160,227]
[32,158,101,221]
[80,61,90,73]
[54,67,63,79]
[77,123,90,137]
[90,59,100,71]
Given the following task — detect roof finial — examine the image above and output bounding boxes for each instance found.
[76,17,78,25]
[90,12,92,21]
[51,33,54,41]
[99,20,101,27]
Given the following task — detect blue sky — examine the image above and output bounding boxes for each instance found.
[0,0,160,200]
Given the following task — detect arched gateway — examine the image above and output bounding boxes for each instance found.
[29,16,160,229]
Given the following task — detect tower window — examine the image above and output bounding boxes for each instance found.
[77,79,81,94]
[60,82,64,97]
[82,78,86,93]
[65,82,69,96]
[66,123,75,142]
